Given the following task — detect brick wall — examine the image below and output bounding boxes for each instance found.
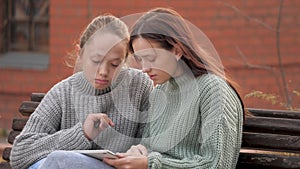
[0,0,299,129]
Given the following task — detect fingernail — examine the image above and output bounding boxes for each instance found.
[94,120,100,128]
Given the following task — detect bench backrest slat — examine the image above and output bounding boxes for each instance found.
[237,152,300,169]
[248,108,300,119]
[12,118,28,131]
[18,101,40,116]
[30,93,45,102]
[244,117,300,135]
[242,132,300,152]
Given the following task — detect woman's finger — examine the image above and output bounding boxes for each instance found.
[136,144,148,156]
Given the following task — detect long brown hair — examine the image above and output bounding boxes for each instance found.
[129,7,248,117]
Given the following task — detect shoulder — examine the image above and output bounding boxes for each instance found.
[196,73,231,92]
[196,73,243,115]
[120,67,149,79]
[197,73,226,85]
[50,75,73,90]
[43,73,76,98]
[118,68,153,87]
[196,73,240,102]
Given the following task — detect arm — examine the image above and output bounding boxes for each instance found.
[10,85,92,169]
[146,77,243,169]
[135,71,153,140]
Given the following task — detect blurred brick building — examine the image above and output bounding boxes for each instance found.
[0,0,299,129]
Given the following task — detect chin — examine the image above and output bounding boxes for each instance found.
[94,85,109,90]
[155,79,168,85]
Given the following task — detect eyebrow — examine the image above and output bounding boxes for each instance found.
[135,53,155,59]
[109,58,122,61]
[91,52,105,58]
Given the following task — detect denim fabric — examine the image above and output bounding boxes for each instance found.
[37,150,115,169]
[28,158,46,169]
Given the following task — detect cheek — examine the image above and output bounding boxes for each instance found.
[154,58,177,75]
[110,65,122,77]
[84,62,98,73]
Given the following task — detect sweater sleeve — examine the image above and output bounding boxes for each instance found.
[147,76,243,169]
[135,71,153,139]
[10,84,92,169]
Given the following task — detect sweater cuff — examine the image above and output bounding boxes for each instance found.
[148,152,162,169]
[77,123,93,148]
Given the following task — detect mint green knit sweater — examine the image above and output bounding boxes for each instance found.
[142,73,243,169]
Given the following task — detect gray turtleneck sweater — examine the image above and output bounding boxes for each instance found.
[10,68,153,169]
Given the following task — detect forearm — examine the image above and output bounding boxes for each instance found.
[10,119,91,169]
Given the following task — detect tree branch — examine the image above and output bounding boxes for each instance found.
[276,0,292,107]
[218,1,276,31]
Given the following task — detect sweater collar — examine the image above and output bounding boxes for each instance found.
[168,73,196,91]
[71,72,112,96]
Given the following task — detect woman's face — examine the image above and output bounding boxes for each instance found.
[132,37,180,85]
[80,33,126,90]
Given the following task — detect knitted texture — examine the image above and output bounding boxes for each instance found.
[10,68,153,169]
[143,73,243,169]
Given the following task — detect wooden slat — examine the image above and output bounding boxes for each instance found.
[2,147,11,161]
[18,101,40,116]
[244,116,300,135]
[31,93,45,102]
[12,118,28,131]
[237,152,300,169]
[242,132,300,151]
[7,131,20,144]
[247,108,300,119]
[0,162,11,169]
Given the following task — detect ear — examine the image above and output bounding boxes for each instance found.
[173,44,183,61]
[73,44,83,73]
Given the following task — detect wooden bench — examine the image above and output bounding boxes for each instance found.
[1,93,300,169]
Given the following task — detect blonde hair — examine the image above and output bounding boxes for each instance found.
[66,14,129,68]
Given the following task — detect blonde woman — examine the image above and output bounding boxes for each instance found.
[10,15,152,169]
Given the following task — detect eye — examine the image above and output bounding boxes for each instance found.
[111,63,119,67]
[111,60,121,67]
[134,54,142,63]
[91,59,100,64]
[146,55,156,62]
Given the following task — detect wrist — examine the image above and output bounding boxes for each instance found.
[83,128,93,141]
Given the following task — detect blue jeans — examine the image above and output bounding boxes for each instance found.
[28,158,46,169]
[28,150,115,169]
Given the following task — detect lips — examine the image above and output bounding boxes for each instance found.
[95,79,109,85]
[149,74,157,80]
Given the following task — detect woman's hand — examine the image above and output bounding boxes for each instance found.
[104,155,148,169]
[104,144,148,169]
[125,144,148,156]
[83,113,114,141]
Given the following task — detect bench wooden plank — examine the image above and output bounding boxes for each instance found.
[0,162,11,169]
[237,152,300,169]
[7,131,20,145]
[242,132,300,152]
[18,101,40,116]
[243,116,300,135]
[247,108,300,119]
[12,118,28,131]
[30,93,45,102]
[2,147,11,162]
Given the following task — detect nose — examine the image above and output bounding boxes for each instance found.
[97,63,108,77]
[141,61,151,73]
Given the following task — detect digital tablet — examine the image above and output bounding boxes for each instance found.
[73,150,119,160]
